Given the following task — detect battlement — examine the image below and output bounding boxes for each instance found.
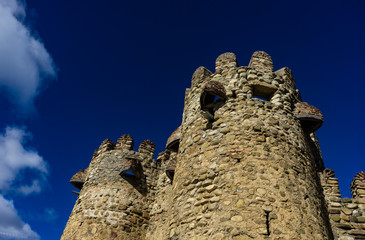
[116,134,134,150]
[320,169,365,239]
[248,50,274,73]
[186,51,323,138]
[62,134,162,240]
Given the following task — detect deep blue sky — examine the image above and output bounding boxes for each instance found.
[0,0,364,239]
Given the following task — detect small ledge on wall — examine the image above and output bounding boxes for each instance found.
[164,126,180,183]
[294,102,324,133]
[70,169,87,190]
[166,126,181,152]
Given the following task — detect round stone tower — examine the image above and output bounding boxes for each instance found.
[61,135,157,240]
[166,51,333,239]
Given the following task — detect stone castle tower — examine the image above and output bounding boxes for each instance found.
[61,51,365,240]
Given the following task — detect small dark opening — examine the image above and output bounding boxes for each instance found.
[201,93,225,122]
[120,172,148,196]
[231,90,237,98]
[167,140,179,152]
[252,85,275,101]
[200,82,227,129]
[204,94,224,112]
[166,167,175,183]
[121,171,138,181]
[300,118,323,134]
[205,122,213,130]
[265,212,270,236]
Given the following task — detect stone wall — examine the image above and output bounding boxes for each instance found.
[62,51,365,240]
[61,136,157,240]
[164,51,332,240]
[145,150,174,239]
[321,170,365,240]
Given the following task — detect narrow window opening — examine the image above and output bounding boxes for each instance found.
[166,168,175,183]
[200,81,227,126]
[167,140,179,153]
[265,212,271,236]
[200,92,225,128]
[231,90,237,99]
[202,93,225,118]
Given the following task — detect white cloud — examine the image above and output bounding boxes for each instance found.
[0,127,47,192]
[0,0,56,110]
[0,1,56,239]
[0,0,25,17]
[17,180,41,195]
[0,127,48,239]
[0,195,39,240]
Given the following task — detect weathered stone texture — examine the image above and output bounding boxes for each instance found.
[62,51,365,240]
[321,170,365,240]
[61,138,159,240]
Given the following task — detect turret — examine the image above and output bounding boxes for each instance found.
[61,134,157,240]
[159,51,332,239]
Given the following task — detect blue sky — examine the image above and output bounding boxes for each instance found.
[0,0,364,239]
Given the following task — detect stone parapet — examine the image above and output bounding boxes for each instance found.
[320,169,365,239]
[61,136,158,240]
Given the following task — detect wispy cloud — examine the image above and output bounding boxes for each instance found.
[39,208,58,222]
[0,0,56,111]
[17,180,42,195]
[0,195,39,240]
[0,127,47,192]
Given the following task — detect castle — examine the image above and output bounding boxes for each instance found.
[61,51,365,240]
